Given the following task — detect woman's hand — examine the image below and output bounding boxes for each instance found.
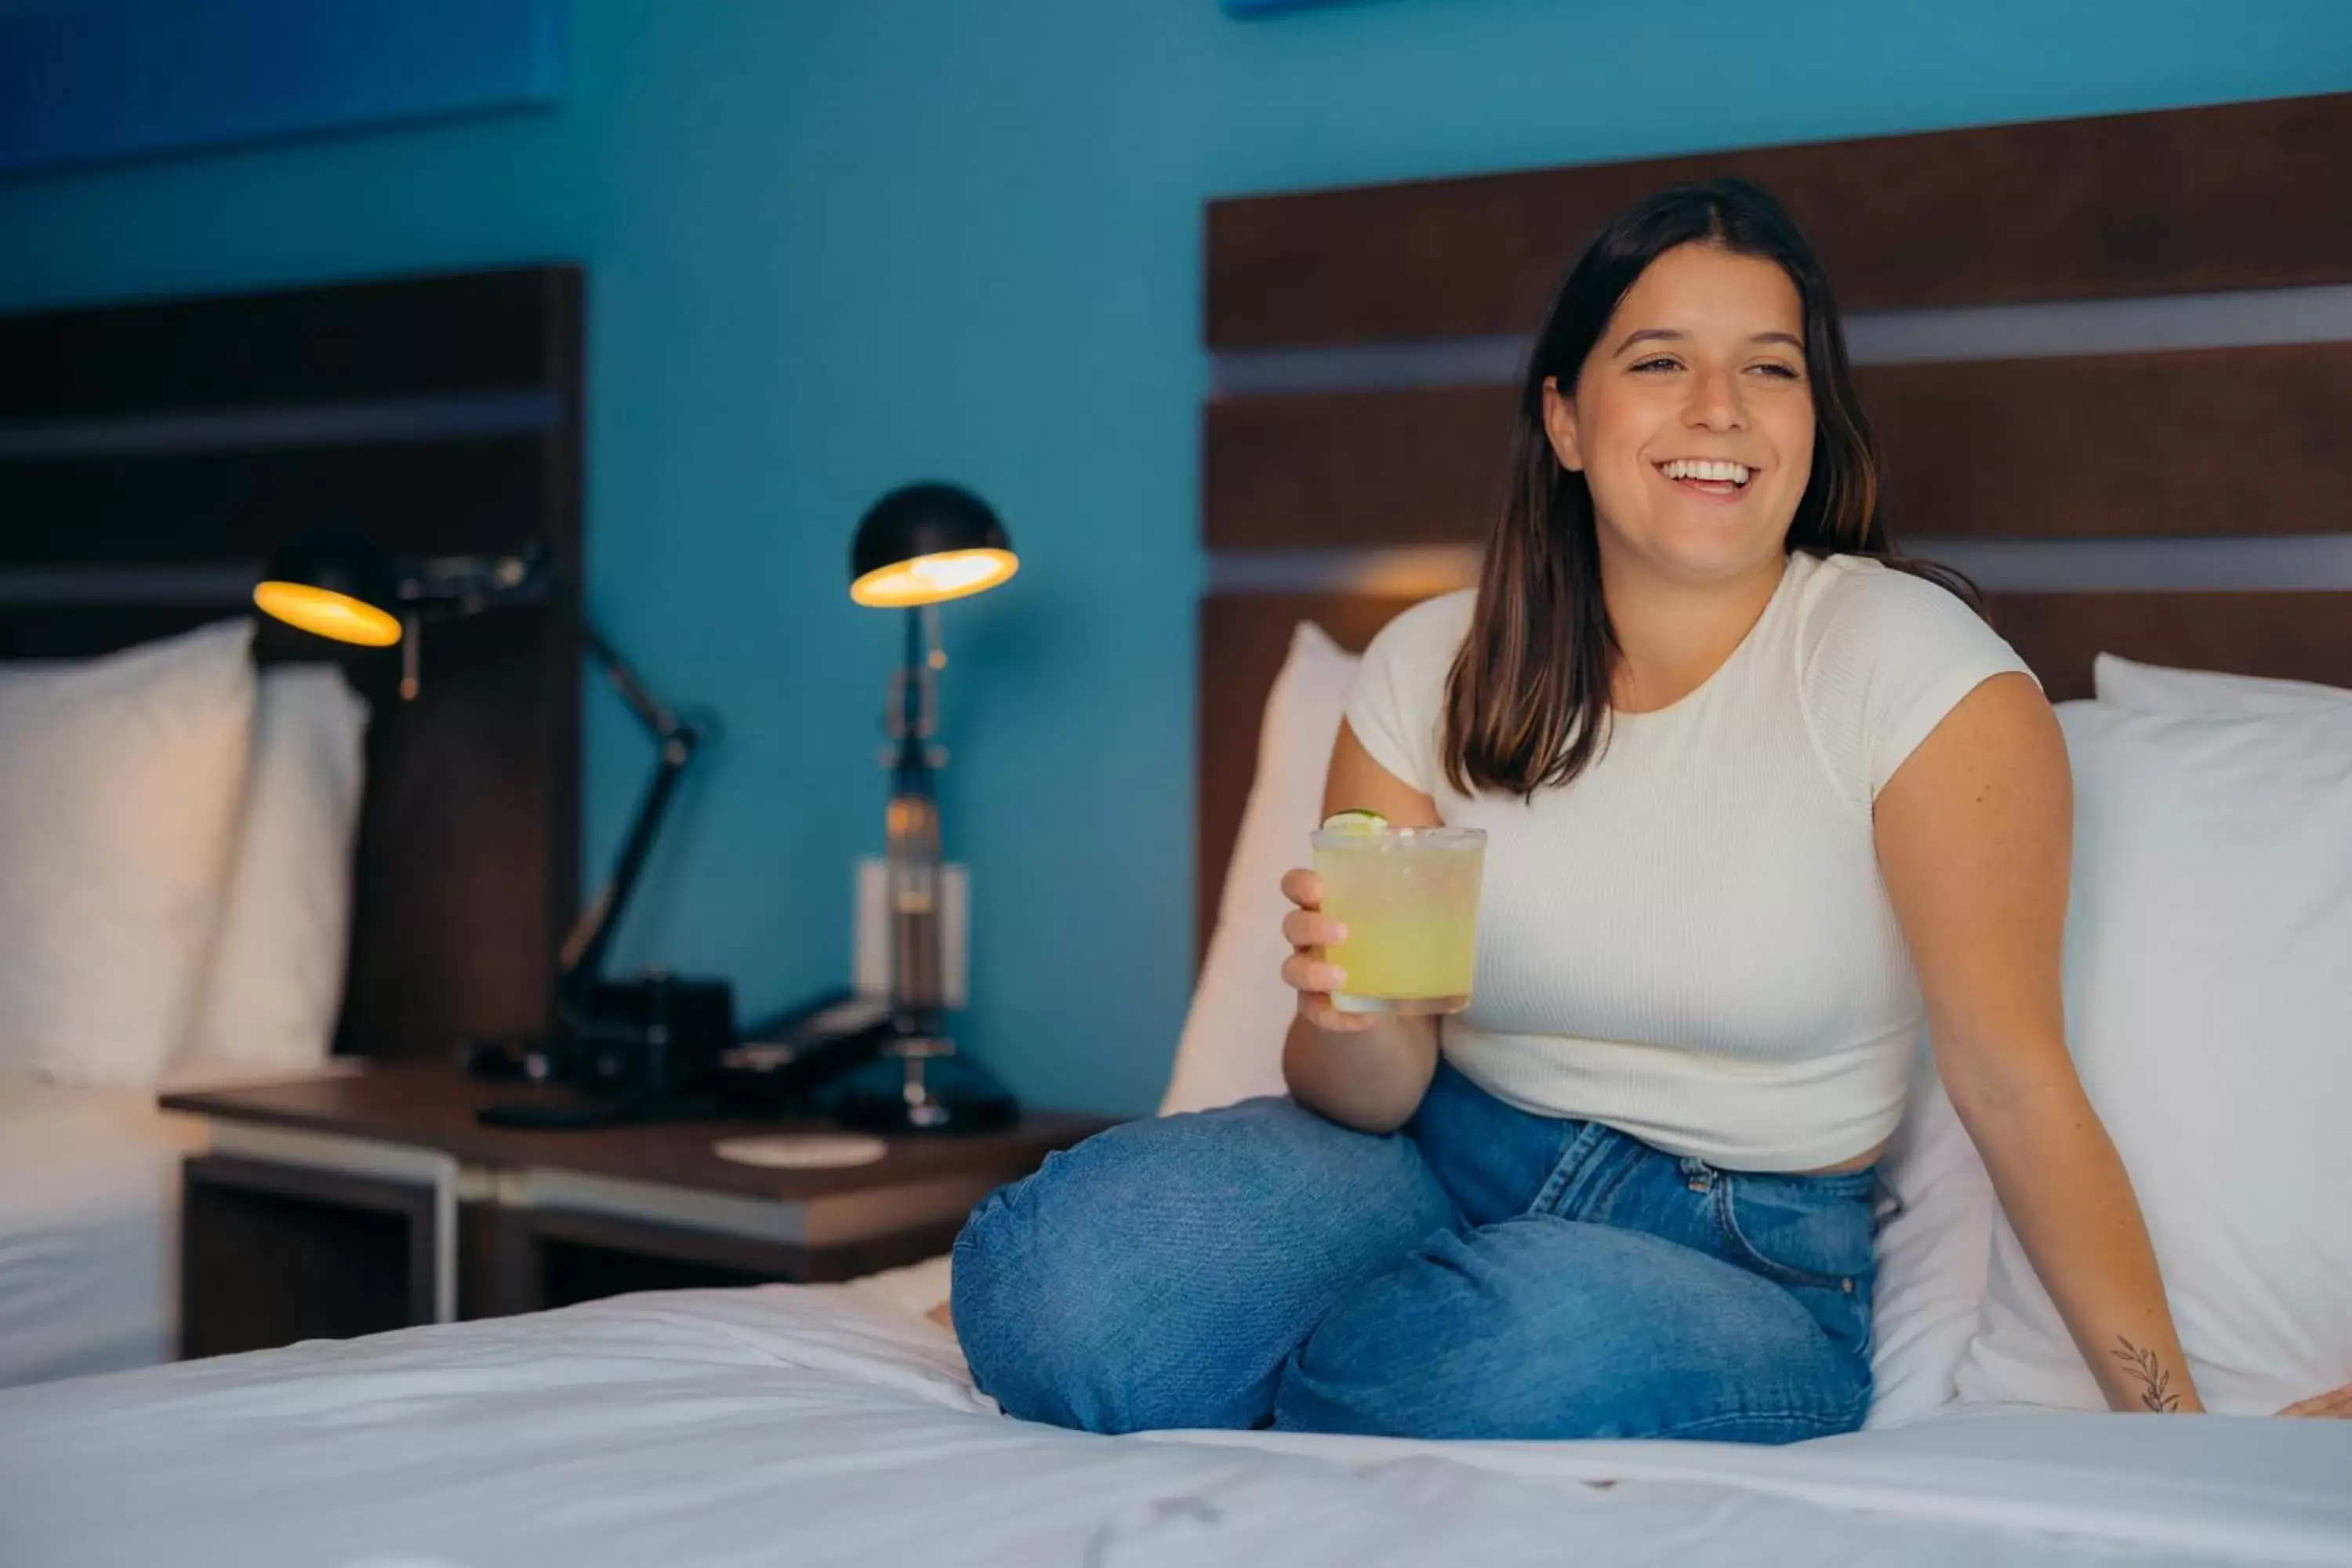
[1278,862,1439,1131]
[1279,868,1379,1033]
[1279,720,1443,1132]
[2279,1383,2352,1418]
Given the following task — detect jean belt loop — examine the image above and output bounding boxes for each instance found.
[1678,1156,1715,1193]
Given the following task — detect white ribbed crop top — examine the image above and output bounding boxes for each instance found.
[1343,550,2038,1171]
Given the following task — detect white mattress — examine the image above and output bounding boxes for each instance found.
[0,1076,206,1389]
[1,1279,2344,1566]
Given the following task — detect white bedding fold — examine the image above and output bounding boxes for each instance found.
[1,1284,2343,1568]
[0,1078,207,1388]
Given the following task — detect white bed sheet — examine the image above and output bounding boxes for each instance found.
[2,1281,2343,1567]
[0,1076,205,1389]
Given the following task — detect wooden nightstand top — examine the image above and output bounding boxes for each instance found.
[162,1061,1116,1205]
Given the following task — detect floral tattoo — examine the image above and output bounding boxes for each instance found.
[2112,1338,2183,1413]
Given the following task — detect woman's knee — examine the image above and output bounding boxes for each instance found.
[1276,1217,1869,1442]
[949,1119,1182,1430]
[952,1098,1456,1434]
[950,1168,1107,1428]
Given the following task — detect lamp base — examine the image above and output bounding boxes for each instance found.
[830,1039,1018,1135]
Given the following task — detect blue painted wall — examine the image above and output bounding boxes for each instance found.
[2,1,2347,1113]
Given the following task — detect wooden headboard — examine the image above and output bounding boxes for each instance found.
[1199,92,2352,953]
[0,266,584,1059]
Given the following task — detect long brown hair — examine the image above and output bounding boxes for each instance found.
[1442,177,1976,800]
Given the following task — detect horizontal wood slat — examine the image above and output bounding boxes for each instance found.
[0,267,574,417]
[0,604,242,660]
[1871,342,2352,541]
[1987,590,2352,702]
[1204,385,1511,550]
[1196,587,2351,955]
[0,437,550,563]
[1203,341,2352,548]
[1207,92,2352,349]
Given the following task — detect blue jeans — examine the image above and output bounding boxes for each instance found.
[953,1060,1877,1442]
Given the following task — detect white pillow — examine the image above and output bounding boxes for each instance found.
[1161,622,1358,1116]
[1864,1036,1998,1427]
[179,666,369,1076]
[0,621,256,1085]
[2094,652,2350,716]
[1955,699,2352,1415]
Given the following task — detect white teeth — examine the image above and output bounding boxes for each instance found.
[1659,459,1751,485]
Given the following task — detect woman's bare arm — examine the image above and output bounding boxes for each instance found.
[1874,673,2201,1414]
[1279,721,1443,1134]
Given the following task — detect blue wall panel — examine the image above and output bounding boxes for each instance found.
[1,1,2347,1112]
[0,0,561,176]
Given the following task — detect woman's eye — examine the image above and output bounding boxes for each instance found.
[1630,357,1681,373]
[1750,361,1802,380]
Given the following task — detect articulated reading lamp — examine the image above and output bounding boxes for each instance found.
[253,532,730,1120]
[840,482,1021,1134]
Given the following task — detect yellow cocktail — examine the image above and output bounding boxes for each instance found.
[1310,822,1486,1014]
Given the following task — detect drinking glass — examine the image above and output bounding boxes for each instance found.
[1308,825,1486,1014]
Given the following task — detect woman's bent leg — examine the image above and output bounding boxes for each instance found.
[1275,1214,1871,1442]
[952,1098,1457,1434]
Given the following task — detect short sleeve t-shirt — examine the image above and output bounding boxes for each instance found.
[1342,550,2038,1171]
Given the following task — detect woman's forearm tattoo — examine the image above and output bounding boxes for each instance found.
[2111,1338,2183,1412]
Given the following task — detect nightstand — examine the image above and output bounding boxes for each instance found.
[160,1062,1111,1360]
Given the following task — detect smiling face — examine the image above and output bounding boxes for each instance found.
[1541,241,1815,589]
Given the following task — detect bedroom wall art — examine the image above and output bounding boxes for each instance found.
[1223,0,1375,13]
[0,0,563,177]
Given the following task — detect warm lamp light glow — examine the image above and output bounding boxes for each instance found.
[252,581,405,647]
[849,547,1018,608]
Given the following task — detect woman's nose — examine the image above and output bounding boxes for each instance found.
[1683,366,1745,431]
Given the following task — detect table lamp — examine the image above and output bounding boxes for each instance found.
[252,532,733,1120]
[840,482,1021,1134]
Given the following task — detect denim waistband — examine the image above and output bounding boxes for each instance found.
[1410,1058,1878,1231]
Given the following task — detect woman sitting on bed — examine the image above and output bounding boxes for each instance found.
[949,179,2345,1441]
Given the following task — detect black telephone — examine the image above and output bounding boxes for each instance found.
[468,986,896,1128]
[714,989,898,1110]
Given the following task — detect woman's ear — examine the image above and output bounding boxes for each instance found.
[1541,376,1584,473]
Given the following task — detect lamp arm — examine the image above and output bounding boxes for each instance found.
[557,619,702,1009]
[582,621,681,742]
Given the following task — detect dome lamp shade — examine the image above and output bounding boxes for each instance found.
[848,483,1017,608]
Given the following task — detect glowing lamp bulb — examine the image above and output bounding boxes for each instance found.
[849,547,1019,608]
[252,581,404,647]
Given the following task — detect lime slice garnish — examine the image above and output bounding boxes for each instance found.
[1319,810,1389,834]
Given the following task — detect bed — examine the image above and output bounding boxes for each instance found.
[0,1283,2346,1567]
[0,1081,204,1386]
[0,267,585,1386]
[5,95,2352,1566]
